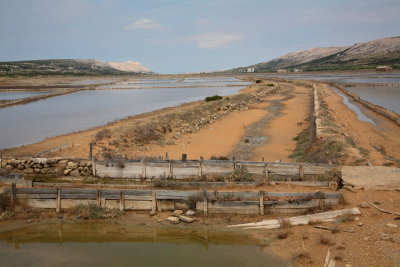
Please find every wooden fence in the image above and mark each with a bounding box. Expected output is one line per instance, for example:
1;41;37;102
94;159;336;181
4;186;342;215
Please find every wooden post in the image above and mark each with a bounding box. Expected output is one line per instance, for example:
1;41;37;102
97;190;101;207
165;152;169;161
169;162;173;178
56;188;61;213
11;183;16;204
299;164;304;181
198;160;203;179
203;189;208;215
151;191;157;214
142;161;147;179
92;159;97;177
119;191;125;212
259;190;264;215
264;163;269;183
89;143;93;160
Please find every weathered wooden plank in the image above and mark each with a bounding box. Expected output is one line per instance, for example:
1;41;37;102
228;208;361;229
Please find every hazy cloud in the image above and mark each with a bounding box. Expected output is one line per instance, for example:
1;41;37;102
125;19;164;30
194;18;210;25
186;32;243;48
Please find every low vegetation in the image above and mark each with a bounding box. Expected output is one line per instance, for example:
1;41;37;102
205;95;223;102
73;203;122;219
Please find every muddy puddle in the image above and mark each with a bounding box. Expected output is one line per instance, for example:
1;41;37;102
0;222;288;267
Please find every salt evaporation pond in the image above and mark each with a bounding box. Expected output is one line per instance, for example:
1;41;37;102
0;79;247;149
0;223;287;267
0;91;52;100
346;86;400;114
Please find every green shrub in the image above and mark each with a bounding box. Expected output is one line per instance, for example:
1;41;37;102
205;95;223;102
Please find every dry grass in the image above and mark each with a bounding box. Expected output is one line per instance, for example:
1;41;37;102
276;230;291;240
319;235;334;246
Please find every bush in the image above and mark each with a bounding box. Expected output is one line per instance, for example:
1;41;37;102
210;155;230;160
133;123;163;144
267;83;274;86
255;80;262;83
205;95;223;102
94;129;112;142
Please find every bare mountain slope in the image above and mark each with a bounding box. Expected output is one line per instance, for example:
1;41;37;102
0;59;152;76
228;36;400;72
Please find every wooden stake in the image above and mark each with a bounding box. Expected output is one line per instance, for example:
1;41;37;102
264;163;269;182
11;183;16;204
97;190;101;207
119;191;125;212
259;190;264;215
299;164;304;180
151;191;157;214
203;189;208;215
56;188;61;213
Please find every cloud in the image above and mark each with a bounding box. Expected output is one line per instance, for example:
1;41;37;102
125;19;164;30
194;18;210;25
185;32;243;48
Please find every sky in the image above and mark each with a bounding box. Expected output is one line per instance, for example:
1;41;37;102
0;0;399;74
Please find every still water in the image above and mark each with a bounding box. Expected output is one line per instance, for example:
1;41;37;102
0;223;287;267
0;91;52;101
331;87;375;125
0;85;244;149
346;86;400;114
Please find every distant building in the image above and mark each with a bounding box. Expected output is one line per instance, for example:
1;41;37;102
246;67;255;73
277;69;288;73
375;66;393;72
294;69;303;72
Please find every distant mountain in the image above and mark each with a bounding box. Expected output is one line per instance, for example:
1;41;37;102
0;59;152;76
227;36;400;72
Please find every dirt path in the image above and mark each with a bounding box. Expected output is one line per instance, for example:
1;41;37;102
321;84;400;165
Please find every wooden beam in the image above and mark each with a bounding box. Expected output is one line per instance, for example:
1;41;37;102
259;191;264;215
97;190;101;207
228;208;361;229
151;191;157;214
203;189;208;215
119;191;125;212
11;183;17;204
56;188;61;213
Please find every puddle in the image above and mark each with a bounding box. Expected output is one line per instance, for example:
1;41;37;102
331;87;375;125
0;222;288;267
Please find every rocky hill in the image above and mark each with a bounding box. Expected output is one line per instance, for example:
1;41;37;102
228;36;400;72
0;59;152;76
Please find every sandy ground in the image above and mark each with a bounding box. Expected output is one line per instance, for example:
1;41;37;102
253;83;310;162
320;84;400;165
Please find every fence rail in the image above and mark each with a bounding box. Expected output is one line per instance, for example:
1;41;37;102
94;159;336;180
4;186;342;215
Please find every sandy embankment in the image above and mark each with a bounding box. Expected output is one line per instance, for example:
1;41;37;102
320;84;400;165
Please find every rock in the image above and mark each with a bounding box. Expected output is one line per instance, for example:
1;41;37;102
359;202;369;208
167;216;180;224
380;234;395;242
387;223;398;228
58;160;68;164
17;164;25;170
358;223;364;226
63;169;72;175
5;165;13;171
78;167;84;171
67;162;78;169
178;215;195;223
70;170;80;177
186;210;196;216
172;210;184;216
34;168;41;173
364;236;370;241
25;168;34;174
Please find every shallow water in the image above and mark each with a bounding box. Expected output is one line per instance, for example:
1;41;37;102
0;91;52;100
331;87;375;125
0;223;287;267
0;85;244;149
346;86;400;114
